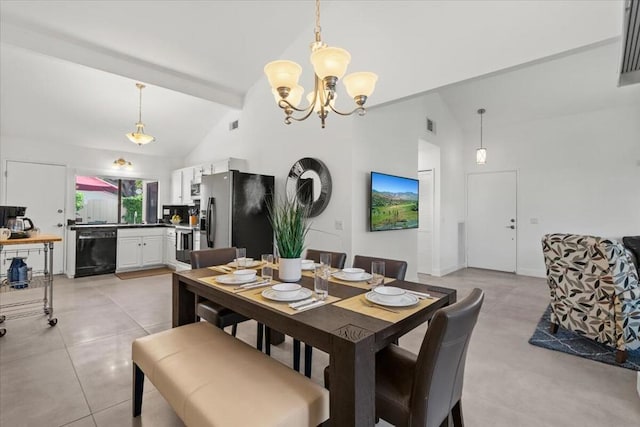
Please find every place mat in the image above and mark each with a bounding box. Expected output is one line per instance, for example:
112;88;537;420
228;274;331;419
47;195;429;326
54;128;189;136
300;267;339;278
327;276;396;290
241;288;341;315
333;293;436;322
208;265;236;274
197;276;276;294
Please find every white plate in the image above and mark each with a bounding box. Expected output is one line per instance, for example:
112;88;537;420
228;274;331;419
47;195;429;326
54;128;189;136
301;262;320;271
227;260;263;268
215;274;256;285
365;291;419;307
332;271;373;282
262;287;313;302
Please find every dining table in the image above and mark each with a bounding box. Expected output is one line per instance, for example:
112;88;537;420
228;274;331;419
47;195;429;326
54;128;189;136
172;265;457;426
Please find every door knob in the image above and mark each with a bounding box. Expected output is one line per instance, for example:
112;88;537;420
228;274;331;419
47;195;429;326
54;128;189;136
505;225;515;229
57;223;64;227
510;218;516;223
57;209;63;213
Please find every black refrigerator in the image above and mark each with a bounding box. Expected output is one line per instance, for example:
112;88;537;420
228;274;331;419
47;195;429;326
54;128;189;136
199;171;274;259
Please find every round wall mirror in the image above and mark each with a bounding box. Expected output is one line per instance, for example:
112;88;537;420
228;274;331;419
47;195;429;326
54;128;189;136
286;158;332;217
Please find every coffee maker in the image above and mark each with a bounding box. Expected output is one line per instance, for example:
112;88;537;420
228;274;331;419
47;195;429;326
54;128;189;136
0;206;34;239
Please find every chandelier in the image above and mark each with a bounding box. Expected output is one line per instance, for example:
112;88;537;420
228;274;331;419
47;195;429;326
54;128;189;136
126;83;155;145
476;108;487;165
113;158;132;169
264;0;378;128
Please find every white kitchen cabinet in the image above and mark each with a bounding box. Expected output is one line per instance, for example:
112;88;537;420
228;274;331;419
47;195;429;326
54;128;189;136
117;236;143;269
117;228;166;271
164;228;177;267
181;167;194;205
142;235;164;265
171;169;183;204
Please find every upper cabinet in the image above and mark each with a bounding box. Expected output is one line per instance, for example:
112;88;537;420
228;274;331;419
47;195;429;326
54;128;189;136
170;158;247;205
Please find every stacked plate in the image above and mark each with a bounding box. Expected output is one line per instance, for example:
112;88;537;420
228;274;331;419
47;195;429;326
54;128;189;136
365;286;418;307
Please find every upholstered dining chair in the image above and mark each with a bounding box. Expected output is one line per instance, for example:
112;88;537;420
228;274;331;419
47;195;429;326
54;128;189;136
191;248;265;348
292;249;348;377
304;249;347;270
324;288;484;427
352;254;408;281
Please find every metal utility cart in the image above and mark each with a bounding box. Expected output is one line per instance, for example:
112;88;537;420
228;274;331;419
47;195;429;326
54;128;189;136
0;234;62;337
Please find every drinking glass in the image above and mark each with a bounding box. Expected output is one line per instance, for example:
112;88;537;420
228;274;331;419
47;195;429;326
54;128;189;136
314;265;329;300
273;245;280;266
261;254;273;282
320;253;332;269
371;261;385;289
236;248;247;270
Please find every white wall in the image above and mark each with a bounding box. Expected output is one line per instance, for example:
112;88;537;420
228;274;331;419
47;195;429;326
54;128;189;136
462;104;640;277
0;136;183;221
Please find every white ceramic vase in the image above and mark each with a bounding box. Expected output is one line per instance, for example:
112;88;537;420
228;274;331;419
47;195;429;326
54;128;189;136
278;257;302;282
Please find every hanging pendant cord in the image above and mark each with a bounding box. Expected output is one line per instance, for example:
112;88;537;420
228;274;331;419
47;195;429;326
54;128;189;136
138;86;143;123
480;112;483;149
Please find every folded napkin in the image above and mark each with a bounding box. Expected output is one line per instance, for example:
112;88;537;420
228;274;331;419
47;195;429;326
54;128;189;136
292;300;325;311
289;297;317;309
234;279;271;290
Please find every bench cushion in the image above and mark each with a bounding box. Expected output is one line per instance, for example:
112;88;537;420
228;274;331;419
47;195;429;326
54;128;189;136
133;322;329;427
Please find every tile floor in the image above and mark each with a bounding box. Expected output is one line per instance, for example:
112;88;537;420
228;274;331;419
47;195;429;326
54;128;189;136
0;269;638;426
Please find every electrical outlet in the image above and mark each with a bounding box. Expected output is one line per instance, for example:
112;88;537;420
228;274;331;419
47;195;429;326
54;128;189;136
334;220;343;231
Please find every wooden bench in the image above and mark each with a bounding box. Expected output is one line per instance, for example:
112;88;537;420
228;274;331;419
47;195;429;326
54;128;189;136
132;322;329;426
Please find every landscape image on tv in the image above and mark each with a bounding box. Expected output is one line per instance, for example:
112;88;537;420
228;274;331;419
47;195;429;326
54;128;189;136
370;172;419;231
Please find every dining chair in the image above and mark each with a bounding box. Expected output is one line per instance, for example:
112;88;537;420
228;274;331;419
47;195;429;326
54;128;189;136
304;249;347;269
192;248;265;349
352;254;408;280
292;249;348;377
324;288;484;427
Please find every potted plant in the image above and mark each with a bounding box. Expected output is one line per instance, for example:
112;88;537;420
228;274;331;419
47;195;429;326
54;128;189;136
268;195;311;282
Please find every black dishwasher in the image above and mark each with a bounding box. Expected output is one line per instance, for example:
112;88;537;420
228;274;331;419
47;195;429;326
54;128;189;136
75;229;117;277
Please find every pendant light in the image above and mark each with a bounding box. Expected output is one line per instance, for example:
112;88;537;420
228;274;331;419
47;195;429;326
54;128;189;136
126;83;155;145
476;108;487;165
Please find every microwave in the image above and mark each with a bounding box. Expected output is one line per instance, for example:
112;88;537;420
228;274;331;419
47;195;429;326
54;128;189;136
190;183;201;198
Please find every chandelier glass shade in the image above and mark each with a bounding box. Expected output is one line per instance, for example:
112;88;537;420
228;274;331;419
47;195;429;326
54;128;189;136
113;158;132;169
476;108;487;165
264;0;378;128
126;83;155;145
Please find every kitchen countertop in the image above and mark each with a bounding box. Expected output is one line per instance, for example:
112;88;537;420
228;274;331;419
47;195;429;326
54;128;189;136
69;223;199;231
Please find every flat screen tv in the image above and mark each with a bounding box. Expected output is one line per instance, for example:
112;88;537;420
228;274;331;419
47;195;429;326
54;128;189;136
370;171;419;232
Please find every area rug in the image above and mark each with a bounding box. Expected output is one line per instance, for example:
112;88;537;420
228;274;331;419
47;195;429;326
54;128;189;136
529;305;640;371
115;267;174;280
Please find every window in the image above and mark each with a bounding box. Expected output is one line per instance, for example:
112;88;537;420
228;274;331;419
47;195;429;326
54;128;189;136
75;176;158;224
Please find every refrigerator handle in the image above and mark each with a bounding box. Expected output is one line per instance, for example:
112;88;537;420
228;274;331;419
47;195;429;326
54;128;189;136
207;197;216;248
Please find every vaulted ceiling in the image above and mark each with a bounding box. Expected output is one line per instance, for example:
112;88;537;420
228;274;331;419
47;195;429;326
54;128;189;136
0;1;628;157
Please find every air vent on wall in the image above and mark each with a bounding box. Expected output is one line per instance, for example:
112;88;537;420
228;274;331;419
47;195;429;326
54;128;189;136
426;117;436;135
229;120;239;131
619;0;640;86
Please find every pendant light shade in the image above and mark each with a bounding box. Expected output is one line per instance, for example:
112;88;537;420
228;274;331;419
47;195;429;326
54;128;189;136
476;108;487;165
476;148;487;165
343;72;378;99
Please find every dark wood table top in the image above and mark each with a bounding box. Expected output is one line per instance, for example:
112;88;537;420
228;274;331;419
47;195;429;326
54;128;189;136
174;268;457;353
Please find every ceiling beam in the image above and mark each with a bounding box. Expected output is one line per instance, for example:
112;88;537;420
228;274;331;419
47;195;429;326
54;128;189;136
0;16;244;109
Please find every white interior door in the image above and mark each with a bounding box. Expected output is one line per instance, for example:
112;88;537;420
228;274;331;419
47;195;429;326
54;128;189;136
5;161;66;274
417;170;434;275
467;171;517;273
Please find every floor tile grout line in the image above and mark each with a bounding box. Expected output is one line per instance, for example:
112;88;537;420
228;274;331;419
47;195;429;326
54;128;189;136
62;340;94;425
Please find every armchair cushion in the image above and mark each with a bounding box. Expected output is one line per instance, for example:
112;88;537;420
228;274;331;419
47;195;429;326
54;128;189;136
542;234;640;353
623;236;640;274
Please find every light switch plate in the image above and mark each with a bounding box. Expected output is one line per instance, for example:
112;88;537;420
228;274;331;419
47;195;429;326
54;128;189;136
334;220;343;231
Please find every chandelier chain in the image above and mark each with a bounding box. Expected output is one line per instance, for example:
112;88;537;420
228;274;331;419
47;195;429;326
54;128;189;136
315;0;321;35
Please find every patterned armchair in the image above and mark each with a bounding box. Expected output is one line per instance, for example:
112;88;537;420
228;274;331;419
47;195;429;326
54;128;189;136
542;233;640;363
